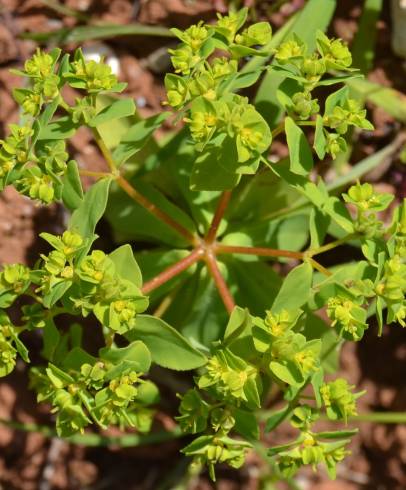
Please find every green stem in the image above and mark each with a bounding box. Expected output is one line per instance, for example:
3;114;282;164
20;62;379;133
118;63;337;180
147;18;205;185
92;127;117;173
24;290;44;305
297;120;316;127
271;122;285;138
350;412;406;424
308;257;333;277
105;330;115;348
79;169;111;178
309;233;359;257
0;418;183;447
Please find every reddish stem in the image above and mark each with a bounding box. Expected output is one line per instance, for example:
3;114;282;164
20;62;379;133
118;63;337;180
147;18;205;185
204;251;235;314
214;244;304;260
206;191;232;243
116;176;197;245
142;248;204;294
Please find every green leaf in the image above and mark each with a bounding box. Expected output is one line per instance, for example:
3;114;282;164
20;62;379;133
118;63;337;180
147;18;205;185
316;429;358;440
43;280;72;308
113;112;170;166
303;314;339;374
63;347;97;371
226;259;282;316
125;315;207;370
314;115;326;159
285;117;314;176
270;361;303;386
324;197;354;233
165;266;228;348
41;319;61;362
62;160;83;211
32;97;60;146
109;244;142;288
265;406;289;432
69;178;112;238
99;340;151;374
272;262;313;313
191;135;242;191
234;408;259;440
376;296;385;336
309;207;330;249
89;98;136;127
226;70;262;91
325;86;349;115
37;116;77;140
224;306;252;344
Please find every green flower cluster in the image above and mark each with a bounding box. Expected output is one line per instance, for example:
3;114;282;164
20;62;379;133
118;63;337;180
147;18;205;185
198;348;260;405
0;229;157;438
186;94;271;166
254;309;321;386
0;311;28;376
313;190;405;337
165;8;272;176
274;32;373;159
269;393;362;480
0;123;70;203
12;49;61;116
64;49;121;94
0;262;31;307
2;47;128;204
272;434;351;480
178;306;360;480
343;181;394;237
320;378;363;422
30;355;157;436
35;231;148;333
167;9;270;85
327;295;368;341
275;31;352;87
182;434;252;481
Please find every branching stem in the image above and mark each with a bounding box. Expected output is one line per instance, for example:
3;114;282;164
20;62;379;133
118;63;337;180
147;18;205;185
204;251;235;314
215;244;304;260
116;176;198;245
142;248;204;294
206;191;232;243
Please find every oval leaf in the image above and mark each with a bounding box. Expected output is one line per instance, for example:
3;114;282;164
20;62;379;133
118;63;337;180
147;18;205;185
125;315;207;370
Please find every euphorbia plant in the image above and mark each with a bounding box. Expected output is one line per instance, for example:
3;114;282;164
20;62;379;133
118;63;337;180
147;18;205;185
0;6;405;484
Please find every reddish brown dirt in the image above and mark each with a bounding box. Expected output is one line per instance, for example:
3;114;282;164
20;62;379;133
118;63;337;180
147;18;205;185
0;1;405;489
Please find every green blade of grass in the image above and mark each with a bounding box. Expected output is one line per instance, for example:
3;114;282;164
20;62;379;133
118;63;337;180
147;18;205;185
40;0;89;21
20;23;175;44
348;78;406;123
351;0;383;74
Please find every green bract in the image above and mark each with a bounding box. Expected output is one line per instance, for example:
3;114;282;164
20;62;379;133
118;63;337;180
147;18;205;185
0;6;403;485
